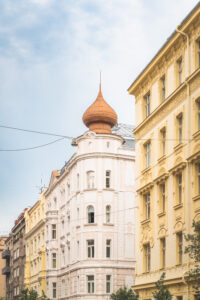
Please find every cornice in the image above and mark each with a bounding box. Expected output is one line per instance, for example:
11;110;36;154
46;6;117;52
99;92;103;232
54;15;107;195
169;162;186;174
136;181;154;194
154;172;169;184
25;219;45;240
187;149;200;163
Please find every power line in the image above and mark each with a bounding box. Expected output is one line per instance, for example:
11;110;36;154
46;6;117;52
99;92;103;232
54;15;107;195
0;125;73;139
0;137;65;152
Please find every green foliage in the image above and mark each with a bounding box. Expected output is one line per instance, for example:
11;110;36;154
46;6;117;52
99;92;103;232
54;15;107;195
110;286;139;300
184;220;200;295
19;289;49;300
152;273;172;300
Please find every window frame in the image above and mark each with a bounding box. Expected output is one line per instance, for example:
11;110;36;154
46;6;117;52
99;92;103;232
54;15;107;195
52;253;56;269
160;237;166;269
144;92;151;118
106;239;111;258
144;243;151;272
87;275;95;294
105;170;111;188
177;114;183;144
106;205;111;224
87;239;95;258
106;275;111;293
87;205;95;224
177;57;183;85
52;224;56;240
144;141;151;168
144;192;151;220
177;232;183;264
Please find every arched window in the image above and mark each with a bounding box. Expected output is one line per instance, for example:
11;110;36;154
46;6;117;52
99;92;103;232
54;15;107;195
105;170;111;188
106;205;111;223
88;205;95;223
87;171;95;189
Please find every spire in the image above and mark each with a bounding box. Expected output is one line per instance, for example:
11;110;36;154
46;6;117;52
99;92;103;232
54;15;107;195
82;78;118;134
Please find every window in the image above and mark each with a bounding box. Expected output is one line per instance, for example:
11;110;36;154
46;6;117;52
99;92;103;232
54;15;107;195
177;114;183;143
54;198;57;209
144;142;151;168
88;205;95;223
106;239;111;258
106;205;111;223
177;297;183;300
161;75;166;101
61;280;65;297
106;170;111;188
160;238;166;269
68;245;70;263
144;92;151;117
61;248;65;267
62;221;64;233
87;275;94;293
87;240;94;258
87;171;95;189
197;100;200;131
144;244;151;272
197;163;200;195
160;128;166;156
52;253;56;268
144;193;151;220
52;224;56;239
106;275;111;293
52;282;56;298
177;57;182;85
197;39;200;68
177;232;183;264
160;183;166;213
77;241;80;259
177;173;182;204
77;173;80;190
107;142;110;148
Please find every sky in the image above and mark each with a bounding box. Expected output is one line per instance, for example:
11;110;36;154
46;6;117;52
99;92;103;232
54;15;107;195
0;0;199;233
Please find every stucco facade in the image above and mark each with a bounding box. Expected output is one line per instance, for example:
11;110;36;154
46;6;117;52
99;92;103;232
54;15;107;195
45;87;136;300
128;2;200;299
0;236;8;298
24;189;46;295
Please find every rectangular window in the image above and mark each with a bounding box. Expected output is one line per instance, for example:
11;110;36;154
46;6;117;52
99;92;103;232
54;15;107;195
197;39;200;68
160;183;165;213
197;100;200;131
177;173;182;204
106;239;111;258
87;240;94;258
106;171;111;188
52;253;56;268
87;275;94;294
106;275;111;293
77;241;79;259
144;193;151;220
161;75;166;101
160;238;166;268
177;232;183;264
198;163;200;195
160;128;166;156
52;282;56;299
177;57;182;85
144;142;151;168
177;114;183;144
144;92;151;117
62;249;65;267
52;224;56;239
144;244;151;272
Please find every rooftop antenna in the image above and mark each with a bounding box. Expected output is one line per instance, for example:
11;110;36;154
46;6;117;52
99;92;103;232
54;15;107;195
35;177;45;193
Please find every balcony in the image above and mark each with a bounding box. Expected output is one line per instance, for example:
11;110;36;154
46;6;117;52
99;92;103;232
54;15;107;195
2;266;10;275
2;249;10;259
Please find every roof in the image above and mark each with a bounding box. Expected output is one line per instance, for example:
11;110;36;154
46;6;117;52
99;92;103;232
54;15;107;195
112;123;135;149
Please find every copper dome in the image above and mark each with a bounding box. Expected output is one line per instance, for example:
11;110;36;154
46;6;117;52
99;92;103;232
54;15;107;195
82;85;118;134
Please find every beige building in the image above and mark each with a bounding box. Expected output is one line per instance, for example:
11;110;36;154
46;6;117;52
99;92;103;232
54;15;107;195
24;189;47;295
0;236;8;298
128;2;200;299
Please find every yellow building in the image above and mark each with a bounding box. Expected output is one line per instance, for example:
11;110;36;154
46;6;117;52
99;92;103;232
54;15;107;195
24;189;47;295
128;2;200;299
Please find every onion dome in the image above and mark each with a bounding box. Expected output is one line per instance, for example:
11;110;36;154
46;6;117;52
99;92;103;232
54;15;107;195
82;84;118;134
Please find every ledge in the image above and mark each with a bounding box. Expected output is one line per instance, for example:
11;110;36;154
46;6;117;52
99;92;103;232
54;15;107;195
84;223;97;227
174;143;184;152
192;130;200;139
158;155;166;164
193;194;200;201
141;166;151;175
103;223;114;226
141;219;150;225
157;212;166;218
173;203;183;210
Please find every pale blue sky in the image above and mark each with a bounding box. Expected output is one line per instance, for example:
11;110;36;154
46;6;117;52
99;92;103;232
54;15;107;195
0;0;199;233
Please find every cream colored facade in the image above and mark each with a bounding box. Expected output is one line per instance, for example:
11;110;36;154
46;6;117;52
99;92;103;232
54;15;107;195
24;189;47;295
128;2;200;299
0;237;7;298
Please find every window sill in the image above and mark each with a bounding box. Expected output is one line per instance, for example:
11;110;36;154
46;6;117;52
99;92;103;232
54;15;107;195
141;166;151;174
174;143;184;152
157;212;166;218
103;223;114;226
193;194;200;201
158;155;166;164
84;223;97;227
103;188;114;191
173;203;183;210
141;219;150;225
84;188;97;192
192;130;200;139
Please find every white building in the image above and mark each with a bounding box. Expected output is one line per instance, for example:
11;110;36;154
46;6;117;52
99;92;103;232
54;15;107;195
45;85;136;300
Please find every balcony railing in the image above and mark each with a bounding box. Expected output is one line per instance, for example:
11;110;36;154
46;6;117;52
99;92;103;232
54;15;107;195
2;266;10;275
2;249;10;259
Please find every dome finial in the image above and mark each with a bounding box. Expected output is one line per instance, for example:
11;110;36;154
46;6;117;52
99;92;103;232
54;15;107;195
99;70;102;93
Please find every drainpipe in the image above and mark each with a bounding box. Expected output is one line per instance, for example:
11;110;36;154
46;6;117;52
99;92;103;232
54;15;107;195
176;25;191;300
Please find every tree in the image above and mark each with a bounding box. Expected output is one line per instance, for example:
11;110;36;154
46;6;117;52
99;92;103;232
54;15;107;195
152;272;172;300
110;286;139;300
20;289;49;300
184;220;200;297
